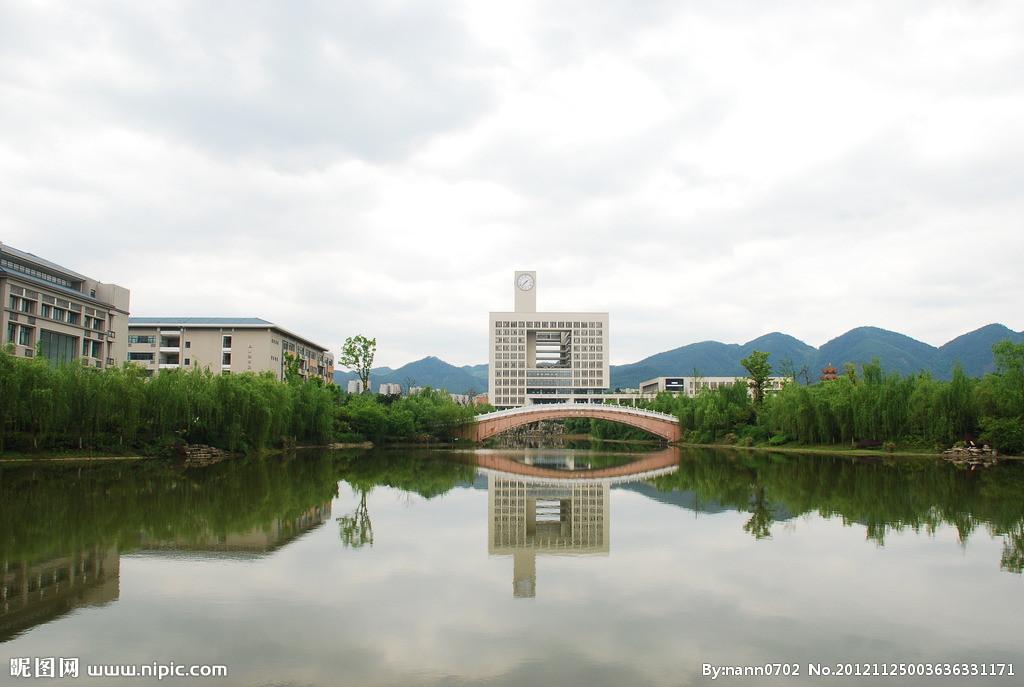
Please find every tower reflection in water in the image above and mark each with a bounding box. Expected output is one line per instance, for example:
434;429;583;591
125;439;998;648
482;448;679;598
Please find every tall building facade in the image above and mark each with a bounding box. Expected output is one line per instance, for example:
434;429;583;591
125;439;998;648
126;317;334;383
489;271;609;409
0;242;130;368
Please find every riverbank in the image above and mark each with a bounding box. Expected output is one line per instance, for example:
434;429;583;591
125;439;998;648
6;439;1021;464
672;441;1024;461
0;452;151;464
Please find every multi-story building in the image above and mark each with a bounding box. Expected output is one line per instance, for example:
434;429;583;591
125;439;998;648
639;375;788;399
378;383;401;395
126;317;334;383
1;242;130;368
489;271;609;409
347;379;365;394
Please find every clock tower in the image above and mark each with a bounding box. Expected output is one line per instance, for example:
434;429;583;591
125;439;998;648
489;269;608;409
514;270;536;313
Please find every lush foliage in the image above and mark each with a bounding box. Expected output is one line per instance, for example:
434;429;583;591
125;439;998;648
335;387;477;443
974;341;1024;454
0;348;478;454
646;343;1024;454
572;342;1024;455
740;349;772;406
338;334;376;392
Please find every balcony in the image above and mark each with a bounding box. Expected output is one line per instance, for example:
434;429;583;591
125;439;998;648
158;352;180;366
159;363;180;370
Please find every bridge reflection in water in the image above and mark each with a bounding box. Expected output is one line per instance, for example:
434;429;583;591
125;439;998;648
480;448;680;598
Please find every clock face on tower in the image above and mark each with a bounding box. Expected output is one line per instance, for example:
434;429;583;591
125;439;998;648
516;274;535;291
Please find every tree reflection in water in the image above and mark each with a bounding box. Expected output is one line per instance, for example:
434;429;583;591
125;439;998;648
337;489;373;549
650;448;1024;573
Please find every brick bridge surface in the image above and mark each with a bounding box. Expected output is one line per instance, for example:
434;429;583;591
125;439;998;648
457;404;682;443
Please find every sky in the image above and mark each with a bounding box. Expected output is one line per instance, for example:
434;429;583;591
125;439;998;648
1;1;1022;368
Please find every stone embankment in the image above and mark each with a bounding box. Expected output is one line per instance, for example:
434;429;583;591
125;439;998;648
943;443;998;469
179;444;232;467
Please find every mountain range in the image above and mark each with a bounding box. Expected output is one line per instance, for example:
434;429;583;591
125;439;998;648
333;323;1024;394
333;356;489;396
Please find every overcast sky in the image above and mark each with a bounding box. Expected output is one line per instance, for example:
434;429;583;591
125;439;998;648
2;1;1022;367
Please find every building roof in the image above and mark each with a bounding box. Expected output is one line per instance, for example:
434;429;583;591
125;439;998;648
0;242;89;281
128;317;331;354
0;264;112;305
0;246;120;309
129;317;273;326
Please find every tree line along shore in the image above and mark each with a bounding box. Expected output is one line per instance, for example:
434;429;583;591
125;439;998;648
1;340;1022;459
0;346;480;456
569;341;1024;457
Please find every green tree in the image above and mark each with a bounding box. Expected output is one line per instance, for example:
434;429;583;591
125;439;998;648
977;340;1024;454
283;352;303;384
740;350;772;407
339;335;376;394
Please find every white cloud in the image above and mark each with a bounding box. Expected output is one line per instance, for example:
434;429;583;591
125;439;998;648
2;0;1022;366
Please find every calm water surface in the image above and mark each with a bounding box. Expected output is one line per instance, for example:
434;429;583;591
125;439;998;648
1;447;1022;686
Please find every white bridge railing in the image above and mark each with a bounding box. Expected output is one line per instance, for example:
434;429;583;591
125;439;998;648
473;402;678;424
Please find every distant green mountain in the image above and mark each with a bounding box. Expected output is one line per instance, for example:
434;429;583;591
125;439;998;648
932;324;1024;377
333;324;1022;393
460;363;489;387
814;327;937;378
333;356;485;395
610;324;1022;386
609;332;817;389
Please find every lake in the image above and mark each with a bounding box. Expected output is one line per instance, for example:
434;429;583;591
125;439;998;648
1;446;1022;686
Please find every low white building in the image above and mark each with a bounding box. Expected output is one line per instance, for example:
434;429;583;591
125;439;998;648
640;376;788;399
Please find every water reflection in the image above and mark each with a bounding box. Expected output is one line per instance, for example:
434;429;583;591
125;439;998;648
136;503;332;557
489;476;610;598
646;449;1024;572
480;449;678;597
0;456;343;641
1;447;1022;687
1;547;119;643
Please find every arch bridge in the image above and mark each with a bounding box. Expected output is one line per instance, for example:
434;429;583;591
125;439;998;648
456;403;682;443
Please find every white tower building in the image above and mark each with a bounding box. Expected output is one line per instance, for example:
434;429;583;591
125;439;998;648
488;271;609;408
